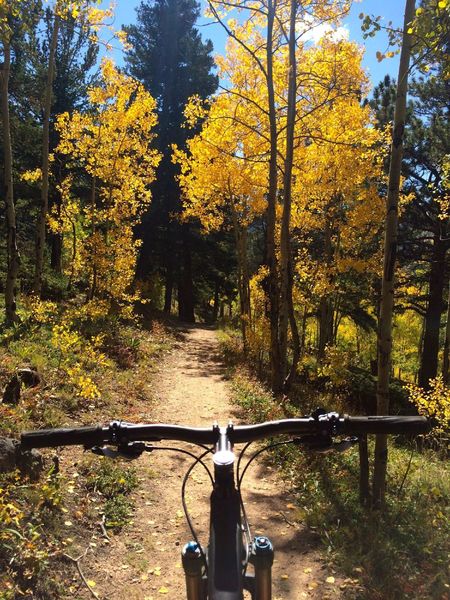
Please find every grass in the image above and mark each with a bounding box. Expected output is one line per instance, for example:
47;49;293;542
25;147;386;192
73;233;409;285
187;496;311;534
82;456;139;529
222;343;450;600
0;304;175;598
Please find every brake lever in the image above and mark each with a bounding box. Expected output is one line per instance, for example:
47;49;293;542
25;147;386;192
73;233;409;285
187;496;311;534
88;442;153;459
332;436;359;453
293;435;359;454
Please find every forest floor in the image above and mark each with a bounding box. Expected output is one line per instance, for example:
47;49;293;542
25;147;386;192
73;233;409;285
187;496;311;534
63;324;350;600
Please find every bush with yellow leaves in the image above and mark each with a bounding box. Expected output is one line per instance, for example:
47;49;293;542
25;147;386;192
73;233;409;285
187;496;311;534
407;375;450;449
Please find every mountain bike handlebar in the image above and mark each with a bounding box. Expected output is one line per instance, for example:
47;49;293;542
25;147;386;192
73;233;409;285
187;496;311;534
21;414;430;449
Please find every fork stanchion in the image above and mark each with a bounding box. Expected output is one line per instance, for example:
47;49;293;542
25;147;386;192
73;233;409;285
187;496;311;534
252;535;274;600
182;541;204;600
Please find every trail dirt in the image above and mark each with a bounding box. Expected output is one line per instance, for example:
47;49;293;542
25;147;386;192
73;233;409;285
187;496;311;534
71;325;349;599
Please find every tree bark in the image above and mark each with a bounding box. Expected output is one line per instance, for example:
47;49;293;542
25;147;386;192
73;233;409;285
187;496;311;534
279;0;297;389
34;8;60;296
212;278;220;322
373;0;415;509
178;223;195;323
284;257;301;391
359;435;371;506
318;220;334;358
88;176;97;301
265;0;282;393
443;279;450;384
230;201;251;350
418;235;446;388
163;219;175;313
1;40;20;325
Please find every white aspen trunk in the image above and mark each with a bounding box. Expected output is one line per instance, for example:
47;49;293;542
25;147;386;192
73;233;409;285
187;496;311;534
373;0;415;508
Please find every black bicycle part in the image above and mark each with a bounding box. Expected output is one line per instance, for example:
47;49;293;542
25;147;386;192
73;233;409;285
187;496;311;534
21;414;430;450
208;427;243;600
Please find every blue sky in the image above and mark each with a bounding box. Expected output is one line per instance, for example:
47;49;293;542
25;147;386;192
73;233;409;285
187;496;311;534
101;0;405;91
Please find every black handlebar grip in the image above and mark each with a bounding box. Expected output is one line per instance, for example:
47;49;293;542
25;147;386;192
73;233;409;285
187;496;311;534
344;415;430;435
21;425;106;449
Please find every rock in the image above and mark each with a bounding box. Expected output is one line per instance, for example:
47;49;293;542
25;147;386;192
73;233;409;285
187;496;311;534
0;437;18;472
17;368;41;388
16;444;44;482
2;368;41;405
2;374;21;405
0;437;44;481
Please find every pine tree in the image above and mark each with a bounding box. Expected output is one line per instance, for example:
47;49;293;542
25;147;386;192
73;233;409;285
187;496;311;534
124;0;217;321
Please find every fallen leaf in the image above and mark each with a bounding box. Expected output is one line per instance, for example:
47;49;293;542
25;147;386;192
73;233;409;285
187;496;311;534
158;587;169;594
326;576;335;584
304;568;312;574
281;574;289;580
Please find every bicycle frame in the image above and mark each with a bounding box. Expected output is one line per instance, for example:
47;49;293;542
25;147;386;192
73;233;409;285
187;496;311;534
20;413;428;599
182;426;274;600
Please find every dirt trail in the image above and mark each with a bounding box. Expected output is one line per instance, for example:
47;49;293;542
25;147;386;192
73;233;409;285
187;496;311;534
75;325;346;599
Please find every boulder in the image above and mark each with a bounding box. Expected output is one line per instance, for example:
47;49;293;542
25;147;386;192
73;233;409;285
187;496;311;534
17;368;41;388
0;437;44;481
2;374;21;405
2;368;41;405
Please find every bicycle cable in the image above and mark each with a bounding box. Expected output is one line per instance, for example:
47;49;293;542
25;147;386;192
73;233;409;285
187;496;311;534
147;445;214;486
236;442;254;570
238;438;295;488
181;446;214;574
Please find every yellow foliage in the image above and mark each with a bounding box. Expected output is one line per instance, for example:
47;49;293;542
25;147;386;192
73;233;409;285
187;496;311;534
407;376;450;438
50;302;111;400
55;58;160;308
247;267;270;360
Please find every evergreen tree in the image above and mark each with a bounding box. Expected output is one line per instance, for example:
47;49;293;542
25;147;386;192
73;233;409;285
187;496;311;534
124;0;218;321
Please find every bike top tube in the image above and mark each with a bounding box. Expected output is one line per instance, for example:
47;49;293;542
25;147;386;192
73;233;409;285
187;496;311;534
21;414;430;449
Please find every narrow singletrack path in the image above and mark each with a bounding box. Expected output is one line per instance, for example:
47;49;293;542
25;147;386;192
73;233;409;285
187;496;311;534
75;325;347;599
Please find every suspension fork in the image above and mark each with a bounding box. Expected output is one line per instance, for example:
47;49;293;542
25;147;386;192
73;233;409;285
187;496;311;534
181;425;274;599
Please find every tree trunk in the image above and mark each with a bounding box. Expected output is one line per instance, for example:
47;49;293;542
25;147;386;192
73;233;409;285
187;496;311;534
163;222;175;314
279;0;297;390
443;279;450;384
178;223;195;323
1;40;20;325
318;220;334;359
265;0;281;393
373;0;415;509
359;435;371;507
318;297;334;358
212;278;220;322
50;231;63;274
34;9;60;296
230;202;251;350
284;257;301;391
88;176;97;301
418;236;446;388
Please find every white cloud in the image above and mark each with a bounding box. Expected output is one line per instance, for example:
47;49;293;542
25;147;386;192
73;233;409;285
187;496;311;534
297;14;350;44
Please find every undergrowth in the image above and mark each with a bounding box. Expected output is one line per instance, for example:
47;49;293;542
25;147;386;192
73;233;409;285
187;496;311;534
221;335;450;600
82;456;139;529
0;300;174;598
